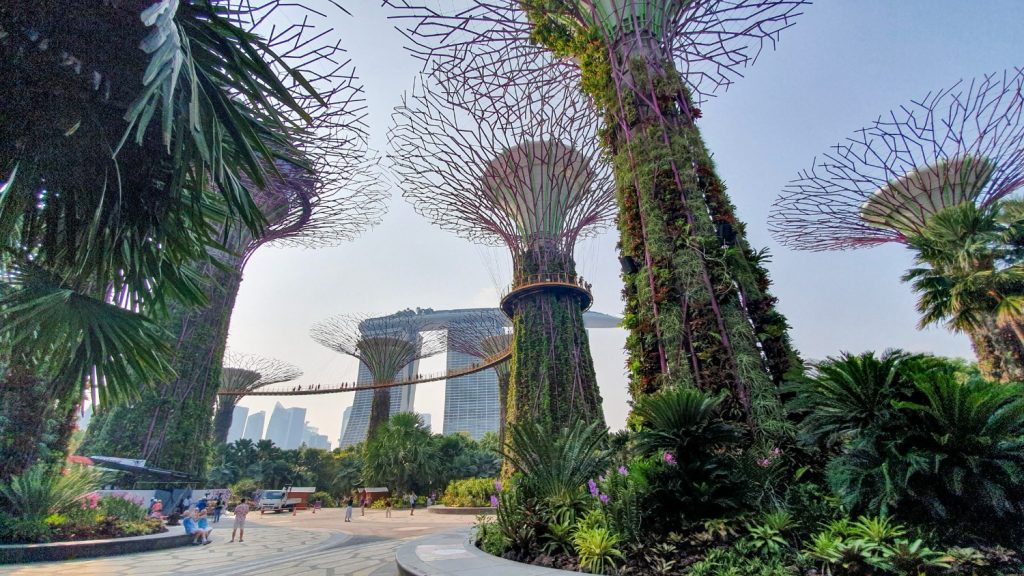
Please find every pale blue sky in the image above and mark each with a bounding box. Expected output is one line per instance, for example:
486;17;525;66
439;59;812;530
226;1;1024;446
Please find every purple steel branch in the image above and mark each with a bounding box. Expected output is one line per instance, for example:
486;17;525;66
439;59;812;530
386;0;805;103
310;313;447;383
771;68;1024;251
387;71;615;269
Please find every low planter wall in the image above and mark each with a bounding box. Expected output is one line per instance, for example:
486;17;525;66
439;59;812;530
396;528;575;576
427;505;496;515
0;529;193;564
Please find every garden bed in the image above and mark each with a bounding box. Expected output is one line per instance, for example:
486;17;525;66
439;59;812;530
0;529;190;564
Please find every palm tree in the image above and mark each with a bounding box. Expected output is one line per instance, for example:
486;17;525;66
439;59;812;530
904;200;1024;382
363;413;437;494
0;0;327;479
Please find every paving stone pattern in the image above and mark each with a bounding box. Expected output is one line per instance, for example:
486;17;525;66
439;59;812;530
0;509;475;576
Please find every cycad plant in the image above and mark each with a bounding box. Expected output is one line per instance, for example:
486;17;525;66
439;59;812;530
363;412;438;495
810;355;1024;541
632;386;745;528
502;419;609;515
784;350;925;450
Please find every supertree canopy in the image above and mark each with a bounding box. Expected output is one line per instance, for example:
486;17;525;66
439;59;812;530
771;68;1024;382
213;352;302;444
387;0;804;434
311;313;446;438
80;1;387;478
389;71;612;429
446;309;514;444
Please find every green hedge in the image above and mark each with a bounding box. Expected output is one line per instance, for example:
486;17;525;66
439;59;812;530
441;477;497;508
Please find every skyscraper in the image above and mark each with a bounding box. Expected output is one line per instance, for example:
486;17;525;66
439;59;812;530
335;308;619;447
443;350;498;439
338;341;421;447
226;405;249;443
266;403;307;449
242;410;266;441
338;406;352;448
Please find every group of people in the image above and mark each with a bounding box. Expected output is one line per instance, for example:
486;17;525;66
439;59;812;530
175;492;250;545
339;492;433;522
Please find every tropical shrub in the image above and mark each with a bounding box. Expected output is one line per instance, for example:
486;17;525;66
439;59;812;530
632;386;745;529
311;491;336;508
476;514;510;556
441;477;498;507
363;413;438;494
502;419;609;516
97;493;147;522
0;463;103;519
572;526;623;575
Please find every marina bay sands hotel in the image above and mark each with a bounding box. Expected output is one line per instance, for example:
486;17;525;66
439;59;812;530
337;307;619;447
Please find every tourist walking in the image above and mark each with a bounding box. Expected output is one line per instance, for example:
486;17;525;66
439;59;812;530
409;493;416;516
230;498;250;543
313;498;322;514
344;497;353;522
213;495;224;523
385;497;392;518
360;493;367;517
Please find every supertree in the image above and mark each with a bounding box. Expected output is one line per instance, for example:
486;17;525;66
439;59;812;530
388;69;614;430
446;309;514;444
386;0;805;433
311;313;447;438
212;352;302;443
771;68;1024;382
80;1;387;477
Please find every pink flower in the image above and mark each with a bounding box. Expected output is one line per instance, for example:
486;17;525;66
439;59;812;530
771;447;781;456
757;458;773;468
618;466;628;476
663;452;676;466
494;480;503;492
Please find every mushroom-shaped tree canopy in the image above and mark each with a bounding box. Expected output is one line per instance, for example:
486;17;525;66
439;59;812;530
388;73;614;271
311;312;446;437
213;351;302;443
771;68;1024;251
386;0;806;102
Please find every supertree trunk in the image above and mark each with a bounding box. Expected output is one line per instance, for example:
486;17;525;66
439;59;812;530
368;388;393;439
212;397;239;445
82;256;242;477
602;51;792;432
506;247;604;429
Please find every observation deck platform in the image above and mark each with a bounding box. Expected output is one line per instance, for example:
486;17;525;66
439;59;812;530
220;348;511;397
499;273;593;318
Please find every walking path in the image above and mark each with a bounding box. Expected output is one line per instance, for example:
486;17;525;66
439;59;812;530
0;508;475;576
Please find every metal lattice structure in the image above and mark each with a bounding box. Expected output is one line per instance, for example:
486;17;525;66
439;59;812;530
770;68;1024;251
229;1;388;264
213;351;302;443
387;0;805;430
310;313;447;436
388;71;615;275
386;0;805;104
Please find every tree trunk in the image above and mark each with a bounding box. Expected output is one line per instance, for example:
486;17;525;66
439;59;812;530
0;364;82;481
81;255;243;478
212;398;237;445
367;387;392;439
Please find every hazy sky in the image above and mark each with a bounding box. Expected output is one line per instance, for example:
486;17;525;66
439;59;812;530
226;1;1024;447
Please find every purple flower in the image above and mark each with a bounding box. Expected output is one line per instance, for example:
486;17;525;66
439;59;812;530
599;493;610;504
494;480;503;492
618;465;628;476
588;479;599;497
489;495;499;508
771;447;781;456
663;452;676;466
757;458;773;468
598;475;606;482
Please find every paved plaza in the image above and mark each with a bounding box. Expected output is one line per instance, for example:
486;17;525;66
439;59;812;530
0;508;476;576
